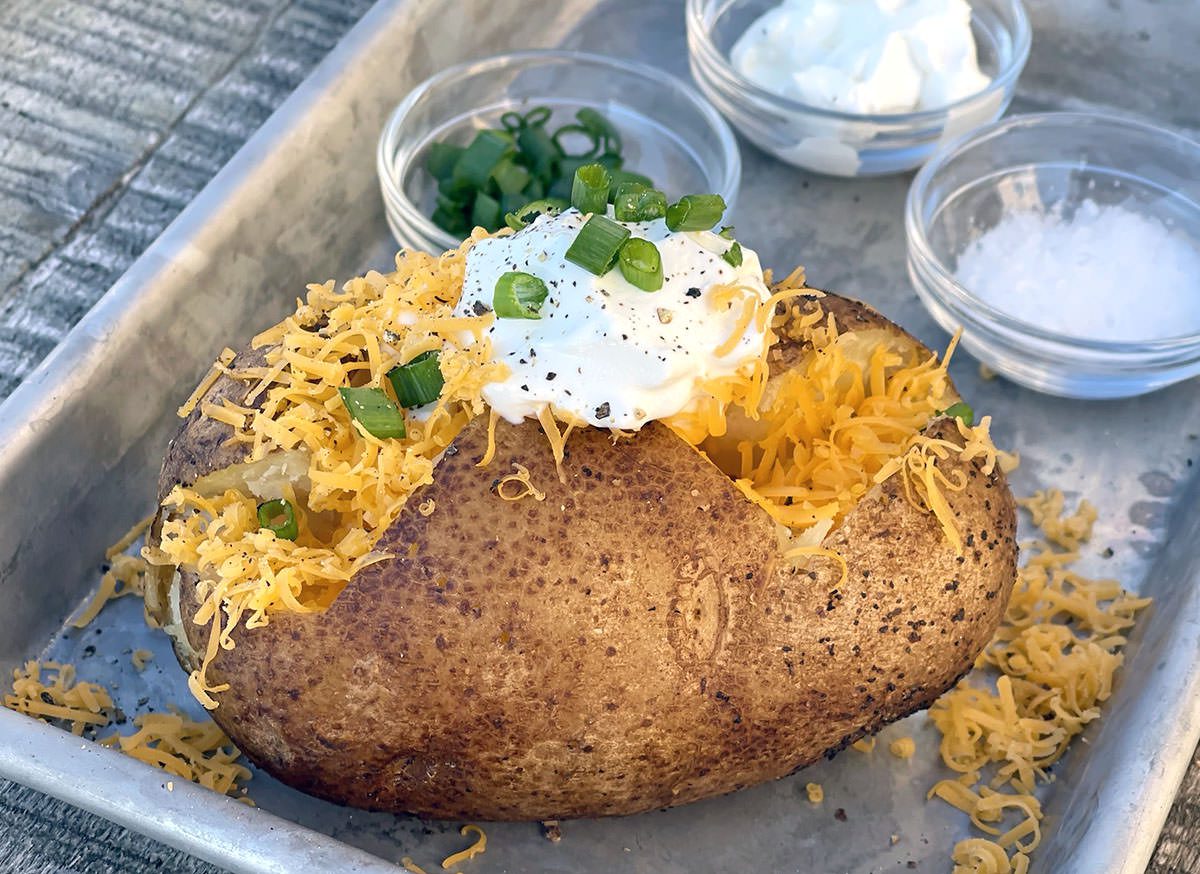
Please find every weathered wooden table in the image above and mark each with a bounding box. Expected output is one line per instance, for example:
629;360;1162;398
0;0;1197;871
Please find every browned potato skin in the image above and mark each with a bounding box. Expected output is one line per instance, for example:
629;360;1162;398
152;293;1017;820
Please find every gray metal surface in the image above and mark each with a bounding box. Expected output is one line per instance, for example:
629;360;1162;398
0;0;1198;872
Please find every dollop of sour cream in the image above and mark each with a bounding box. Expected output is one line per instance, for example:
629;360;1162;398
457;210;771;430
731;0;991;114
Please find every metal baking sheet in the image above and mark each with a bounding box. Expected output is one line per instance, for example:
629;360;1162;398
2;0;1199;872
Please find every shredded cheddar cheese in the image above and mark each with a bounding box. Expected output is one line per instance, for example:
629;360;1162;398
177;348;237;418
698;302;963;536
4;661;113;735
5;660;252;800
101;710;252;801
1017;489;1097;551
131;649;154;671
928;492;1150;872
441;824;487;869
889;737;916;759
71;515;155;628
495;463;547;502
806;782;825;803
852;737;877;753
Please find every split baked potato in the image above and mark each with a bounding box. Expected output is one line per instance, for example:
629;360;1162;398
146;289;1016;821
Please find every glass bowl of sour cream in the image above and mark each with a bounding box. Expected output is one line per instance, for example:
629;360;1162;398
906;111;1200;399
685;0;1030;177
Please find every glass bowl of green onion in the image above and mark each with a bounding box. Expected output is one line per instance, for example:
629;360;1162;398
377;50;741;254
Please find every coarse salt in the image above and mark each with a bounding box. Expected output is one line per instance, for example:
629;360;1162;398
954;199;1200;342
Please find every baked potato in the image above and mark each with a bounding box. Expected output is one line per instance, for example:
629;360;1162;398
145;264;1017;820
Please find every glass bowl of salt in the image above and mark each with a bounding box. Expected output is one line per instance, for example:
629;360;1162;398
905;111;1200;398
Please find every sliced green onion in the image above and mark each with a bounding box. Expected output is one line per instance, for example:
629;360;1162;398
339;387;407;439
576;108;622;153
554;124;601;160
494;271;549;319
451;130;513;189
571;163;611;215
504;197;569;231
490;158;531;195
426;142;464;180
665;194;727;232
722;241;743;268
614;185;668;222
719;225;736;240
523;106;552;128
608;170;653;198
516;123;560;179
470;190;501;231
941;401;975;425
387;351;444;408
565;215;630;275
618;238;663;292
257;499;299;541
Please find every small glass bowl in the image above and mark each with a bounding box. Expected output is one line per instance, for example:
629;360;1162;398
685;0;1031;177
377;50;741;254
906;111;1200;399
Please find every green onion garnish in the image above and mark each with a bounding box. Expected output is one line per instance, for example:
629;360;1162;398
722;241;743;268
339;386;407;439
504;197;569;231
719;225;736;240
387;351;444;408
565;215;630;275
470;190;501;230
941;401;975;425
426;108;658;238
451;130;514;190
665;194;727;232
493;271;549;319
426;142;464;181
618;238;663;292
614;185;668;222
608;170;654;200
571;163;611;215
490;158;531;195
257;499;299;541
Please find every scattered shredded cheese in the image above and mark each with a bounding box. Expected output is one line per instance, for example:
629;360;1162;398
401;859;432;874
131;650;154;671
495;463;547;502
852;737;877;753
441;824;487;869
71;515;155;628
806;782;825;803
418;498;437;517
928;492;1150;872
889;737;916;759
4;661;253;801
101;710;252;801
3;661;113;735
1017;489;1097;551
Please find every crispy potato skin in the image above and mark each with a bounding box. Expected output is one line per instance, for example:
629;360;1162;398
155;293;1017;820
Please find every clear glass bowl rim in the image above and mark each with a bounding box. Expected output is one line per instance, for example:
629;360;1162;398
906;110;1200;353
685;0;1032;125
377;48;743;252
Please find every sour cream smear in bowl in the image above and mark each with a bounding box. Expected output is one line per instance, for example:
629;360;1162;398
685;0;1030;176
